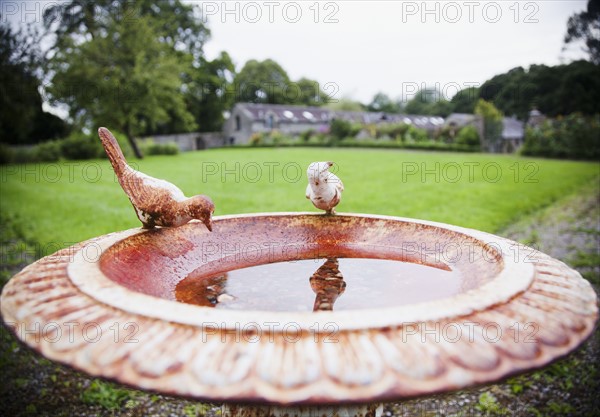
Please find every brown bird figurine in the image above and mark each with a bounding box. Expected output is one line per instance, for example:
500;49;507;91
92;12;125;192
98;127;214;231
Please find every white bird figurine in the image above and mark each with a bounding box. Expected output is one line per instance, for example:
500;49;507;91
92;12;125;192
305;161;344;214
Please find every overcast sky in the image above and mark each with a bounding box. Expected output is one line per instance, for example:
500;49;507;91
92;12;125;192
200;0;589;102
3;0;590;104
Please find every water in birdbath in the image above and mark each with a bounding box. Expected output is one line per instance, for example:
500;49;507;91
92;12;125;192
175;257;462;312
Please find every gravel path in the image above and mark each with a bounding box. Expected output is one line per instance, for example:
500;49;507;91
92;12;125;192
1;182;598;417
388;182;600;417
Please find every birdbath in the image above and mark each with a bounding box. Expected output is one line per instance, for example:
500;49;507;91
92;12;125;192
0;128;597;417
1;212;597;416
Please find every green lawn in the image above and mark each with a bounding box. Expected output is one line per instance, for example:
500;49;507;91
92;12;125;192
1;148;598;254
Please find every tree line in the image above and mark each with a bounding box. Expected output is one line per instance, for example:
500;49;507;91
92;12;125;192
1;0;598;158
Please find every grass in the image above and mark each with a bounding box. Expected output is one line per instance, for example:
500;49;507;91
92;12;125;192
80;379;132;410
476;391;508;415
0;147;598;417
0;147;598;253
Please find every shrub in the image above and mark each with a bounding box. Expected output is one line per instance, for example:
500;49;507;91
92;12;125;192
247;130;295;146
0;144;14;164
0;141;64;164
0;129;165;163
521;122;554;157
364;124;377;139
404;125;429;143
142;141;179;156
329;119;361;140
60;133;103;160
314;132;328;144
11;147;36;164
237;138;479;152
350;123;362;138
335;139;479;152
268;130;285;145
34;140;63;162
521;114;600;160
434;125;454;143
455;125;481;147
558;113;600;159
378;123;411;141
249;132;264;146
300;129;315;142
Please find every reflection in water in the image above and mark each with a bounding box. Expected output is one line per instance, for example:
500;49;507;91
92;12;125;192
175;258;461;312
175;273;233;307
310;258;346;311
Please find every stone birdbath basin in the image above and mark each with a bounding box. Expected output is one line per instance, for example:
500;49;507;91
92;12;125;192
1;128;597;417
1;212;597;416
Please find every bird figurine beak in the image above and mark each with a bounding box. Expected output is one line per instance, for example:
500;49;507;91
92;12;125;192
204;218;213;232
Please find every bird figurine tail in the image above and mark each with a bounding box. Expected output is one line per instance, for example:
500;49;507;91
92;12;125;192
98;127;128;176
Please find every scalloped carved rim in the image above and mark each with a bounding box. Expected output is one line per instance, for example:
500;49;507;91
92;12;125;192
0;213;597;405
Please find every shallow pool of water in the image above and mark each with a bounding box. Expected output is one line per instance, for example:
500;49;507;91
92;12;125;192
175;258;461;312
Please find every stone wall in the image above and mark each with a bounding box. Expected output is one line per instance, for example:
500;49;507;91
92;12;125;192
140;132;225;152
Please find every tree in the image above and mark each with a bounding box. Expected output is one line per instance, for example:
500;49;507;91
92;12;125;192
479;61;600;119
455;125;480;147
475;99;503;153
551;61;600;116
367;92;401;113
521;113;600;160
233;59;292;104
326;98;365;111
186;52;236;132
329;119;361;140
0;21;40;144
404;88;452;116
564;0;600;65
404;89;436;114
0;19;68;144
295;77;330;106
48;15;196;158
232;59;330;106
450;87;480;113
43;0;210;61
428;100;453;117
43;0;212;149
